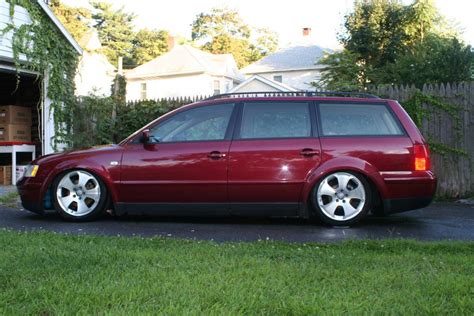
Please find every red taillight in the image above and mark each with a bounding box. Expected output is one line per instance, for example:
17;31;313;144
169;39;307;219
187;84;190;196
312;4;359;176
414;144;430;171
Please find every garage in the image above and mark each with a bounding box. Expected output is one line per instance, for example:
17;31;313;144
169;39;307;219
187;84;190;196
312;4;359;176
0;0;83;184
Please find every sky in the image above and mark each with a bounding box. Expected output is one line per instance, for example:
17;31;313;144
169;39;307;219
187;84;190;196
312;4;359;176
63;0;474;49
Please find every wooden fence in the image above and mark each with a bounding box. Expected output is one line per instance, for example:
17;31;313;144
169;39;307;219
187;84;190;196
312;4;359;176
373;82;474;197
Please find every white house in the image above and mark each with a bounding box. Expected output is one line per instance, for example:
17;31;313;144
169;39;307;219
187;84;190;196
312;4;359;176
241;28;331;91
125;45;244;101
75;30;116;97
230;75;297;93
0;0;82;155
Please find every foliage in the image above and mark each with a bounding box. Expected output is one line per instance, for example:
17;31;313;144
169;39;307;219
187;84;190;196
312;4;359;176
320;0;474;90
2;0;79;150
191;7;278;67
70;96;190;148
49;0;91;42
1;230;474;314
129;29;169;67
90;1;135;68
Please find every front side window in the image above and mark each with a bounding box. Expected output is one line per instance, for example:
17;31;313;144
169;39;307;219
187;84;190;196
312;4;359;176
240;102;311;139
319;103;404;136
149;104;235;143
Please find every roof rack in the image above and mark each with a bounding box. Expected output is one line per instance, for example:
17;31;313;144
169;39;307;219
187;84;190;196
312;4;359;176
205;91;380;100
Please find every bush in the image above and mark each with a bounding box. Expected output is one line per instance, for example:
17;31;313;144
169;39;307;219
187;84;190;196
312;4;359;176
70;96;196;149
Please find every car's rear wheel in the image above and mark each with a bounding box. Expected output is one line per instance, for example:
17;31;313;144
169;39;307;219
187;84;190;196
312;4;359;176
311;171;372;226
52;170;107;222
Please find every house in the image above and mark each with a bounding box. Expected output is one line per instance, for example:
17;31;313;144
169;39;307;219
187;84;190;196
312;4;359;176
241;28;331;91
229;75;297;93
0;0;82;155
75;30;116;97
125;44;244;101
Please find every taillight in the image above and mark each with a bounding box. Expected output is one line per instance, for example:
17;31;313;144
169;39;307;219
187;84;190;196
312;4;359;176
413;144;431;171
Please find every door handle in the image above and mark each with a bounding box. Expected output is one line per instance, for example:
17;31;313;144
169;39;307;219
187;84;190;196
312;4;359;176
300;148;320;157
208;151;226;159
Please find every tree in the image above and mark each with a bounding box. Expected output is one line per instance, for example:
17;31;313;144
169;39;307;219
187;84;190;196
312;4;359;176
320;0;474;89
129;29;169;66
191;7;278;67
90;1;136;67
49;0;91;42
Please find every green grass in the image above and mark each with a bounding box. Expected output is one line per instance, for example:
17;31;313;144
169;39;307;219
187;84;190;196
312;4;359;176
0;230;473;315
0;191;19;208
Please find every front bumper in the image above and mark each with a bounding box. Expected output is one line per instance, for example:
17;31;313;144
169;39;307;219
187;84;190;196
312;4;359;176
17;178;44;214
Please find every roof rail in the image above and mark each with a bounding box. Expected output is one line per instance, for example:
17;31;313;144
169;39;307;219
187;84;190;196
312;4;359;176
205;91;380;100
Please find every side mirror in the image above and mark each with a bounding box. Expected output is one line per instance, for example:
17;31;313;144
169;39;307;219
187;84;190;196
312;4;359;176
140;129;151;143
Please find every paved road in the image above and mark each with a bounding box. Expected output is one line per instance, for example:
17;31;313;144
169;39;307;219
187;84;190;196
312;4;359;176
0;202;473;242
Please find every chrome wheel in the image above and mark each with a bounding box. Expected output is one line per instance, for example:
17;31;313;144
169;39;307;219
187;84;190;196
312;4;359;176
56;170;101;217
316;172;366;221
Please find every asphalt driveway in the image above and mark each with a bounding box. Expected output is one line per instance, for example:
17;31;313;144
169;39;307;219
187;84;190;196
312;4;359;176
0;202;473;242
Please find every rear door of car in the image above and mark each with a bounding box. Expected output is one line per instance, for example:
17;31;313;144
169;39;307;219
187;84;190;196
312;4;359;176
227;100;322;216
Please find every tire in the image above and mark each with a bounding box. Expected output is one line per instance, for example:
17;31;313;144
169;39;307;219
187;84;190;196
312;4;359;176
52;169;108;222
310;171;372;226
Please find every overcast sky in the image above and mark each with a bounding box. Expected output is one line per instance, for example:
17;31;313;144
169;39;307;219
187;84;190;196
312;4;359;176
63;0;474;49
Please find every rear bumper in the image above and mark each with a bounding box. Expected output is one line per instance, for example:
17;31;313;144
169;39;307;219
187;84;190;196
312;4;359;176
17;178;44;214
380;170;437;214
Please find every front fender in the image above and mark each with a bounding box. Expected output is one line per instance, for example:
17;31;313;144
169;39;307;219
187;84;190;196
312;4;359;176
41;158;120;208
301;156;387;206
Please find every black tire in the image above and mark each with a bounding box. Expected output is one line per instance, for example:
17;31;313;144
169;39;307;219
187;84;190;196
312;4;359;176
310;171;372;226
52;169;108;222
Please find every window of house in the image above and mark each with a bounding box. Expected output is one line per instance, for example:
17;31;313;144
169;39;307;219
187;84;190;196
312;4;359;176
213;80;220;95
319;103;404;136
140;83;147;100
149;103;235;143
240;102;311;139
273;75;283;83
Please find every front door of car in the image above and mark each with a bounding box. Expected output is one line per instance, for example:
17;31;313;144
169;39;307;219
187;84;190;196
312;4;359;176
228;101;322;216
120;103;236;213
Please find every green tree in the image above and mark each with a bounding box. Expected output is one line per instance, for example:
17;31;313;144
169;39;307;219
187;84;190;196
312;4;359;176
49;0;91;42
320;0;473;89
90;1;136;67
191;7;278;67
129;29;169;66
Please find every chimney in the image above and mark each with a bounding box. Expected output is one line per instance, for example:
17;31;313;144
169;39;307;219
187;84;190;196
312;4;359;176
303;27;311;37
167;35;176;50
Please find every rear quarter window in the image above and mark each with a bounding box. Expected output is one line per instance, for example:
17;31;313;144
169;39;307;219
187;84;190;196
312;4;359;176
319;103;404;136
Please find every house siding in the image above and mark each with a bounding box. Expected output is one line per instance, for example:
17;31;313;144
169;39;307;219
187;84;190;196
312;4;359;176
0;0;31;61
251;69;322;91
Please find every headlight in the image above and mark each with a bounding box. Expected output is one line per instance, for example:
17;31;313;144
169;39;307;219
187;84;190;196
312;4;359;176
24;165;39;178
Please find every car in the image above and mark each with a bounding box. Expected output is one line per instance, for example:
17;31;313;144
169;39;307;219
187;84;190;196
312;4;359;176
17;91;437;226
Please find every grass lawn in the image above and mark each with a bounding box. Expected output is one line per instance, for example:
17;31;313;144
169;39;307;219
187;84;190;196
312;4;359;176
0;230;472;315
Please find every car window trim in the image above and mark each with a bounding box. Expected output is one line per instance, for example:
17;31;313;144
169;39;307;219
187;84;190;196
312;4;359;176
233;100;316;141
315;100;408;138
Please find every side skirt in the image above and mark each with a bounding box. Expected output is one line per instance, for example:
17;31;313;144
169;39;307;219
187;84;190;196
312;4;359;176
114;202;301;217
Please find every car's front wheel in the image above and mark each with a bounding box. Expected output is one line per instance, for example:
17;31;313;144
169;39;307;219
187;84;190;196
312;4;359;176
311;171;372;226
52;170;108;222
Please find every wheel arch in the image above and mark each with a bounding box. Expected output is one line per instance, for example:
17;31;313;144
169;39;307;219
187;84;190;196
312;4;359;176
301;156;388;209
41;161;119;211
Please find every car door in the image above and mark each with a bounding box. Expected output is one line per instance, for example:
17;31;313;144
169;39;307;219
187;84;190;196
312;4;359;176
228;101;322;216
119;103;236;214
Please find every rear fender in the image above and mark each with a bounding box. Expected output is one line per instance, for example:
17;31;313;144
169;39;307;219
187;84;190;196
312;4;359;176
301;156;387;207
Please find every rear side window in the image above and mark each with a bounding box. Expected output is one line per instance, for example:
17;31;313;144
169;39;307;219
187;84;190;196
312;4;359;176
240;102;311;139
319;103;403;136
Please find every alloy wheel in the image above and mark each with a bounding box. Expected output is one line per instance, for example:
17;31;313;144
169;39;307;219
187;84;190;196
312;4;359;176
316;172;366;221
56;170;101;217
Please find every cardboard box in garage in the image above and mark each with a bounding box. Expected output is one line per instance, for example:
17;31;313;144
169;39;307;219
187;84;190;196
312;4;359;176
0;166;12;185
0;105;32;125
0;124;31;142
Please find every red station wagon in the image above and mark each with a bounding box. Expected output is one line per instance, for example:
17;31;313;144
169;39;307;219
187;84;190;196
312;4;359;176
17;92;437;226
